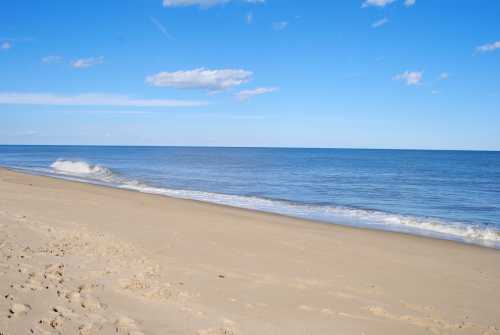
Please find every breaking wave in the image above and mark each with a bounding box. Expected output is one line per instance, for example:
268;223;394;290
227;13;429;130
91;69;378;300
50;160;116;182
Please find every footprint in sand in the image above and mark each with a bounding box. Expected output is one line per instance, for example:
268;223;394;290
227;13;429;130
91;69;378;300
30;327;54;335
78;322;94;334
80;296;103;312
52;305;78;320
3;294;15;302
65;291;81;303
114;316;145;334
8;302;31;317
38;315;65;331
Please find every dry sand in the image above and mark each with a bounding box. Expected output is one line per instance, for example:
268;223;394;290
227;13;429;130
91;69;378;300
0;167;499;335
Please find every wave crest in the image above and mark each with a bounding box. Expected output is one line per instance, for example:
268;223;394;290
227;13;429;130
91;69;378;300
51;160;114;180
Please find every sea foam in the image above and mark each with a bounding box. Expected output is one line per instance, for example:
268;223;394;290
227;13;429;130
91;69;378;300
50;160;115;181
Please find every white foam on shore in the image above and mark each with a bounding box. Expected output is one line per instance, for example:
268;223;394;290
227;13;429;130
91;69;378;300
47;159;500;248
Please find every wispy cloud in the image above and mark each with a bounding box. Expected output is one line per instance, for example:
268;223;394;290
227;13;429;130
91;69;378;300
0;37;34;51
163;0;229;7
2;130;41;137
71;56;104;69
362;0;395;8
150;16;174;40
439;72;449;80
394;71;423;86
1;41;11;50
163;0;264;8
404;0;416;6
372;18;388;28
273;21;288;30
41;55;63;64
235;87;278;101
246;11;253;24
476;41;500;53
146;68;253;92
0;92;207;107
59;110;152;115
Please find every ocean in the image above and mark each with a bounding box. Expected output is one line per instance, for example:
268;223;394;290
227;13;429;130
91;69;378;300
1;145;499;248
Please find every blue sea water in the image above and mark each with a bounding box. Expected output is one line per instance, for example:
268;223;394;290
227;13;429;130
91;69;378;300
1;145;499;248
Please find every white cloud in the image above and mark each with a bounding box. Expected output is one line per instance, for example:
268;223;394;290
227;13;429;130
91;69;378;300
150;17;174;40
71;56;104;69
476;41;500;53
41;55;63;64
404;0;416;6
372;18;388;28
0;92;207;107
273;21;288;30
18;130;40;136
146;68;252;92
362;0;395;8
394;71;423;86
1;41;11;50
163;0;264;7
2;130;40;137
439;72;449;80
235;87;278;101
58;110;152;115
163;0;228;7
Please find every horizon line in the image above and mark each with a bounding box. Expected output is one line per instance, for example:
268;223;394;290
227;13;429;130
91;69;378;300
1;143;499;153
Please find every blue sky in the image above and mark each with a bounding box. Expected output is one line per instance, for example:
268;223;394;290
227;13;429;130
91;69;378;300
1;0;499;150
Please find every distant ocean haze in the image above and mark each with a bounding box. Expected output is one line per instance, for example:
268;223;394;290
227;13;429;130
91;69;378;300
1;145;499;248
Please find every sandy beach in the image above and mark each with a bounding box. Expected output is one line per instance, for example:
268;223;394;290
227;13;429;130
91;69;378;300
0;167;499;335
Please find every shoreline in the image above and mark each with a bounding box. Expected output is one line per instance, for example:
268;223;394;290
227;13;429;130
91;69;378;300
1;167;499;334
3;165;498;250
